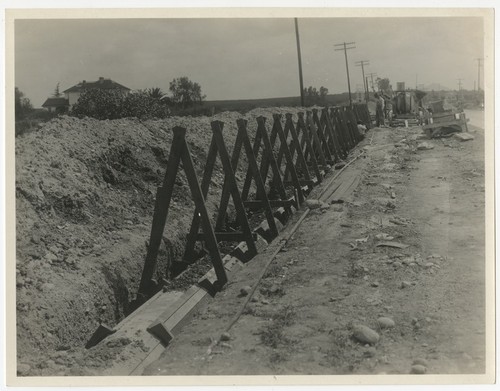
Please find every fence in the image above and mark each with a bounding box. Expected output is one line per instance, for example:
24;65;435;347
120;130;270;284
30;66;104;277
137;103;371;298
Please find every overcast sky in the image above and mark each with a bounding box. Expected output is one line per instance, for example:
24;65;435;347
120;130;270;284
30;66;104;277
15;17;484;107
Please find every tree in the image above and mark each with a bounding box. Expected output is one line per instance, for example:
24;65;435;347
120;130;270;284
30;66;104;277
15;87;33;121
303;85;328;106
169;77;205;108
53;82;62;97
147;87;166;101
376;78;391;94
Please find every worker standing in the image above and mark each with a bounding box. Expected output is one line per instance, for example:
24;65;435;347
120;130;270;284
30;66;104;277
385;97;393;126
374;93;385;127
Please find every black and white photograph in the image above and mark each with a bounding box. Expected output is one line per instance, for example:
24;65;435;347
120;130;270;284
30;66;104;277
4;5;495;388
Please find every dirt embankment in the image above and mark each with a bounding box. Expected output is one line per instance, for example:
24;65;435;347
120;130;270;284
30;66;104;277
15;107;309;373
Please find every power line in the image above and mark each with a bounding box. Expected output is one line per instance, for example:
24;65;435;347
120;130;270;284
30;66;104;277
355;60;369;103
334;42;356;106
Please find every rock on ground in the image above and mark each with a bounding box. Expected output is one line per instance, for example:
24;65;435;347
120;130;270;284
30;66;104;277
410;364;427;374
377;317;395;329
352;325;380;345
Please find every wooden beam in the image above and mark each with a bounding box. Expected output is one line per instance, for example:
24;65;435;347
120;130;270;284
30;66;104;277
237;118;279;239
181;133;227;290
138;128;183;297
195;232;258;242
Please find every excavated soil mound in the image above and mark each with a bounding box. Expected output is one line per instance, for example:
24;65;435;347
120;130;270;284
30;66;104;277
15;107;309;374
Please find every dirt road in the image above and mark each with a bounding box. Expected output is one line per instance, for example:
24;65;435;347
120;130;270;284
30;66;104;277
142;120;489;377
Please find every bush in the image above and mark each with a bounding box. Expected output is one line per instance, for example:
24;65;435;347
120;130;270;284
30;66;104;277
15;119;38;137
70;89;171;120
15;87;34;121
121;91;170;119
71;89;125;120
15;109;59;138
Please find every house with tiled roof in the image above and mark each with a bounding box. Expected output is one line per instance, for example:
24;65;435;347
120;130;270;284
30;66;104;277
64;77;131;109
41;97;69;113
42;77;131;112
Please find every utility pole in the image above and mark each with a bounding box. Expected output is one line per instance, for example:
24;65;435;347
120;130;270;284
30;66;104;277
457;78;463;105
365;76;370;102
294;18;305;107
475;58;483;92
334;42;356;106
415;74;418;90
355;60;369;104
367;72;377;91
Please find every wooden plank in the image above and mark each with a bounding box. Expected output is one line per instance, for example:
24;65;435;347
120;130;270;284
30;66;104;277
85;324;116;349
255;217;285;242
340;108;356;147
257;116;289;202
283;113;313;183
346;107;362;142
138;128;184;296
146;323;174;347
312;108;334;163
195;232;258;242
257;116;282;200
283;179;315;186
330;108;349;153
296;112;322;183
183;135;218;262
241;123;262;201
211;121;258;258
230;234;268;262
423;119;466;130
273;113;305;204
243;199;294;208
215;127;244;230
321;108;343;161
306;111;328;168
237;118;279;239
181;137;227;290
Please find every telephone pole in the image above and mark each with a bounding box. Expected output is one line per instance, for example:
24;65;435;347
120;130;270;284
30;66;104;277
367;72;377;92
366;77;370;101
475;58;483;92
294;18;305;106
457;78;463;103
334;42;356;106
355;60;369;103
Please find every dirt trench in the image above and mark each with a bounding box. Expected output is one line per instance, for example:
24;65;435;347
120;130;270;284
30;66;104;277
14;107;312;375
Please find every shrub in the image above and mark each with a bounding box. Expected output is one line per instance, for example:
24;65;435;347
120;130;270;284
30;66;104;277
121;91;170;119
15;87;34;121
71;88;125;120
70;89;170;120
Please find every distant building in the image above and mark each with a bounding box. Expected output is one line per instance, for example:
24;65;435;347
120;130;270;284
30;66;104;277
63;77;131;109
41;77;131;112
41;97;70;113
